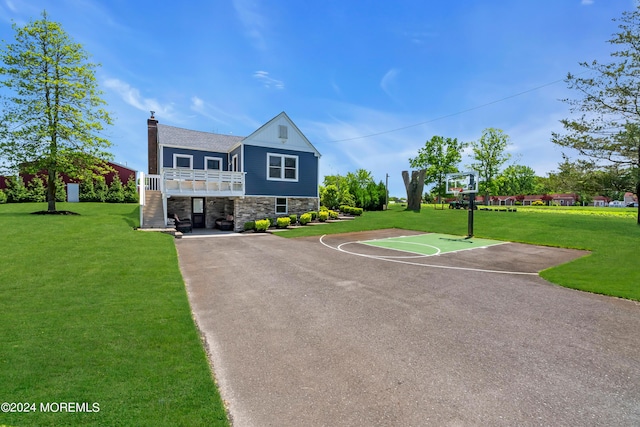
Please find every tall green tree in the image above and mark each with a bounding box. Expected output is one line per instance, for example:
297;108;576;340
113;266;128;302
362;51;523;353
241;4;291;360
0;11;112;212
470;128;511;204
495;164;537;195
551;6;640;223
409;135;467;203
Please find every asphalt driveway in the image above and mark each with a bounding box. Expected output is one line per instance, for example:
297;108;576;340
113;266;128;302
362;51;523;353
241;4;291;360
176;230;640;426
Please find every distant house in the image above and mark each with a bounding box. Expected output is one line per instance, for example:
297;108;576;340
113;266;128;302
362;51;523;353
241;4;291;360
623;192;638;205
141;112;321;231
592;195;610;207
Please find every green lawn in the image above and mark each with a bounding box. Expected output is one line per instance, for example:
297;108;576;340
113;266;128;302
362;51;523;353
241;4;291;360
283;204;640;301
0;203;228;427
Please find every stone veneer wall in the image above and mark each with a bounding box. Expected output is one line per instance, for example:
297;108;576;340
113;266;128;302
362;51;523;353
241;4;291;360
168;196;235;228
168;196;318;232
167;197;191;222
205;197;234;228
233;196;319;232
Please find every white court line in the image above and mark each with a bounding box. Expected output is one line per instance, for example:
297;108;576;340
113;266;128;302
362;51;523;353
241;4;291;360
338;241;434;259
320;235;538;276
357;240;441;257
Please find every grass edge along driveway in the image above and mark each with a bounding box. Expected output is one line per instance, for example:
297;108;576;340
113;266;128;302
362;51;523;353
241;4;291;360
0;203;229;427
281;204;640;301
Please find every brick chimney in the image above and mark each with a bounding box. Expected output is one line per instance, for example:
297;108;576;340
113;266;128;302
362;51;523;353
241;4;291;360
147;112;158;174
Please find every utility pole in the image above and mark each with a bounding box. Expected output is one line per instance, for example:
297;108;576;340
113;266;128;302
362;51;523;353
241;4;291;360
385;173;389;210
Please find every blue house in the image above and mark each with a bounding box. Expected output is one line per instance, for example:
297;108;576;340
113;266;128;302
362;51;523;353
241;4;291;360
142;112;321;231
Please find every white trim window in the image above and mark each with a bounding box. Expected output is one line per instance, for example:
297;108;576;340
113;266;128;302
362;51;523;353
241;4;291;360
231;154;239;172
267;153;298;181
275;197;288;214
204;156;223;171
173;154;193;169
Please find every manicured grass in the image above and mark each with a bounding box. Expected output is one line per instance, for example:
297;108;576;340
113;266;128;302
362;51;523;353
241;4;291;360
283;204;640;301
0;203;229;426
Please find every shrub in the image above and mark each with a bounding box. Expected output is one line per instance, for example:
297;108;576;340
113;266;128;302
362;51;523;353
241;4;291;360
94;177;107;202
79;177;96;202
328;210;339;219
4;176;28;203
299;213;312;225
289;214;297;224
0;189;7;204
532;200;544;206
352;207;363;215
254;219;270;232
308;211;318;220
319;205;328;212
26;176;46;202
55;173;66;202
318;211;329;222
106;173;125;203
276;217;291;228
244;221;255;231
123;176;139;203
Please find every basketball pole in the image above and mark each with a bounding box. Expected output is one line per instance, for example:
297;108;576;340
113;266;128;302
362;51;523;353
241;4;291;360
466;173;476;239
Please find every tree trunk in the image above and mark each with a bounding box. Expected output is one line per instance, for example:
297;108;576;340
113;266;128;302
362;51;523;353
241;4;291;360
402;170;426;211
636;179;639;225
47;168;56;212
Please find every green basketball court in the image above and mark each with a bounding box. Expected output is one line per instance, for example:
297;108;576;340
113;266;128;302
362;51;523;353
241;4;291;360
360;233;507;257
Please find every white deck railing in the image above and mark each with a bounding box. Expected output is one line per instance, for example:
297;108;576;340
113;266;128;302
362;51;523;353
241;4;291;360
145;174;162;191
162;168;245;196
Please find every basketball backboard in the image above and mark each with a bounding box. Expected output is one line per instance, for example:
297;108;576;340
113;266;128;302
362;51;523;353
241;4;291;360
446;172;478;194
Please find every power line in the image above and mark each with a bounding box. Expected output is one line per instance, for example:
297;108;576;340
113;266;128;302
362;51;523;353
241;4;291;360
326;75;572;143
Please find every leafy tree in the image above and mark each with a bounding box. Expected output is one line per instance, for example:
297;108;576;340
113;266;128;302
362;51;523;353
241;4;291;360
495;165;537;195
27;175;46;202
546;156;599;195
551;6;640;223
106;173;125;203
0;189;6;204
409;135;467;203
320;184;340;209
340;188;355;207
592;164;635;200
323;174;347;191
0;11;112;212
123;176;139;203
470;128;511;204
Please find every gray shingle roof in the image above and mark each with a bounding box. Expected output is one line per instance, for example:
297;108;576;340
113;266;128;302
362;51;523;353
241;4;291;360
157;124;244;152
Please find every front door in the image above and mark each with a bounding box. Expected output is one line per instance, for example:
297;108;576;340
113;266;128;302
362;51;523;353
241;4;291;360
192;198;205;228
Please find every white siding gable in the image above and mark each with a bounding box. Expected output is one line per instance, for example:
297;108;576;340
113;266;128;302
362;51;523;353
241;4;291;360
242;112;321;157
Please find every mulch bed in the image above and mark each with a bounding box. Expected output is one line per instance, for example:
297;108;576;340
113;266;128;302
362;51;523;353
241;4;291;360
31;210;80;215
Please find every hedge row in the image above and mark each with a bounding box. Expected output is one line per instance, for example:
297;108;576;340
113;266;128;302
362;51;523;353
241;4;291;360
243;209;342;232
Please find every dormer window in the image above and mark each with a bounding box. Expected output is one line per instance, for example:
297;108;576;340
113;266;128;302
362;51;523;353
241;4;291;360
278;125;288;140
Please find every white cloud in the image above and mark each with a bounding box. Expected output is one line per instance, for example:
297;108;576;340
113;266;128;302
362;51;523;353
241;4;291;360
253;70;285;89
189;95;262;130
581;0;594;5
233;0;268;51
380;68;400;99
104;78;176;119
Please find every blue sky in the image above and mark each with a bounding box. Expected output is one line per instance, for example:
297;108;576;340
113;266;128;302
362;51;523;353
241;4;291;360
0;0;634;196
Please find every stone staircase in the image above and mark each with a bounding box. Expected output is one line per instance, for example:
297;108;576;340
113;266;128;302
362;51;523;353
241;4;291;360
142;190;166;228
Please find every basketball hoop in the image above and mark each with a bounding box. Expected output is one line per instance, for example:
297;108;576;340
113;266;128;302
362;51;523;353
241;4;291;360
451;187;463;197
